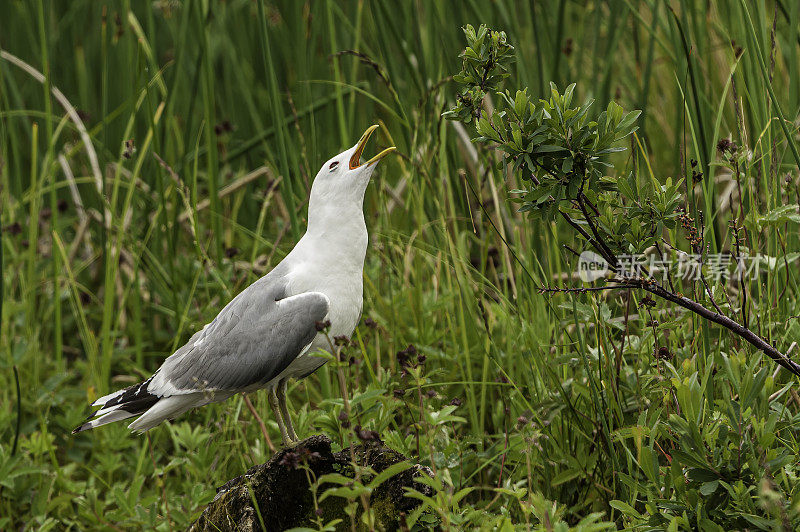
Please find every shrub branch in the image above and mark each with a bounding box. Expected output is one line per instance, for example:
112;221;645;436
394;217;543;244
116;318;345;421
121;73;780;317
446;23;800;378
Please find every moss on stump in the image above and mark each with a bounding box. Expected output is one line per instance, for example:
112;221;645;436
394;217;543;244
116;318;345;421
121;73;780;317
188;435;432;531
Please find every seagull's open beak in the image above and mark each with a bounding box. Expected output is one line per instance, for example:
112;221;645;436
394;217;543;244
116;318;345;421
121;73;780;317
349;124;396;170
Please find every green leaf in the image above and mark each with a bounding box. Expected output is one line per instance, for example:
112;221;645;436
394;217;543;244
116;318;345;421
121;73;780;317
366;462;413;490
514;89;528;118
699;480;719;495
532;144;564;154
476;117;502;143
609;500;643;519
757;204;800;226
317;473;356;486
551;468;582;486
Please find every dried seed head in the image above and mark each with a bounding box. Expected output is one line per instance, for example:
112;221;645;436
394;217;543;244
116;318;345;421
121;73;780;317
214;120;234;135
4;222;22;236
562;38;574;57
123;139;135;159
354;425;380;442
279;451;301;470
640;296;656;308
337;410;350;428
730;40;744;58
397;344;418;369
333;335;350;347
716;138;737;155
657;346;672;360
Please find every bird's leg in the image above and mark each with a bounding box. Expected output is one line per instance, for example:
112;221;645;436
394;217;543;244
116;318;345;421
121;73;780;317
277;379;299;442
268;387;291;446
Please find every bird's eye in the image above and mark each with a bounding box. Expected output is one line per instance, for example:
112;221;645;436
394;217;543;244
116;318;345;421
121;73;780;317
328;161;339;171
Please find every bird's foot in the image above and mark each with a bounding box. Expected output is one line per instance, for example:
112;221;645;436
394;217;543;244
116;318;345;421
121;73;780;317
280;434;299;448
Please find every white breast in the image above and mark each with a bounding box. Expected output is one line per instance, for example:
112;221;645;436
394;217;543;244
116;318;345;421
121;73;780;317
269;219;367;383
288;261;364;337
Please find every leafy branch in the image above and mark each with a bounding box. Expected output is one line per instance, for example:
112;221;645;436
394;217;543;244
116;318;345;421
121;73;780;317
445;24;800;377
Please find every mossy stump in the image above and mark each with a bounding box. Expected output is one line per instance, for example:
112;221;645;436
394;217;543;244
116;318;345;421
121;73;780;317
188;435;432;531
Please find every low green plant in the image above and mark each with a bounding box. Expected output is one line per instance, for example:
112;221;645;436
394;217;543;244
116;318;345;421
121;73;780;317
2;2;800;530
445;23;799;375
445;23;800;529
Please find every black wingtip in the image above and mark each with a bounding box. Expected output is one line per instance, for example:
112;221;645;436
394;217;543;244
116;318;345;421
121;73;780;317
72;409;100;435
72;410;101;434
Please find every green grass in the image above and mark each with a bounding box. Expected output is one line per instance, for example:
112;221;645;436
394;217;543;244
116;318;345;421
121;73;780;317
1;0;800;529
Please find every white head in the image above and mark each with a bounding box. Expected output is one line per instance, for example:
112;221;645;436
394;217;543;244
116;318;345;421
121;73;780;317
306;125;394;231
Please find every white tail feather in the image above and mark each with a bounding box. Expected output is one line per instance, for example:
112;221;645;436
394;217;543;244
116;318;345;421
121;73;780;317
91;388;126;407
74;409;137;433
127;394;205;433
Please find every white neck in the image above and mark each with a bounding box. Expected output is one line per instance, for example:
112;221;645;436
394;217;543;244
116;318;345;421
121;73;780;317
292;195;368;274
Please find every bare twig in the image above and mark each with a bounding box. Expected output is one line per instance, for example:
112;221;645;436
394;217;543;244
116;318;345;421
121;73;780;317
243;394;276;453
558;209;617;267
542;275;800;376
539;283;636;295
635;280;800;376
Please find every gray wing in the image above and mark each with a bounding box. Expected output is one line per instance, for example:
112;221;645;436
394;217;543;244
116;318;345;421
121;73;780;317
150;278;329;394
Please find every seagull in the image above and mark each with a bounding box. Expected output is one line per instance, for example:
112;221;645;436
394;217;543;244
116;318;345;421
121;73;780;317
73;125;395;444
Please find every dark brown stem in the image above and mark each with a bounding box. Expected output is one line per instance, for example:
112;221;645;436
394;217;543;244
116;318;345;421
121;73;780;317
698;271;724;315
730;218;749;328
636;280;800;376
542;279;800;377
563;243;582;259
558;210;617;267
616;290;631;390
581;193;602;217
539;283;636;294
244;394;276;453
576;193;617;266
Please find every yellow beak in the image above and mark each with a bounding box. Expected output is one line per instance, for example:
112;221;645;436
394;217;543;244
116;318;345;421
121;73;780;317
349;124;396;169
